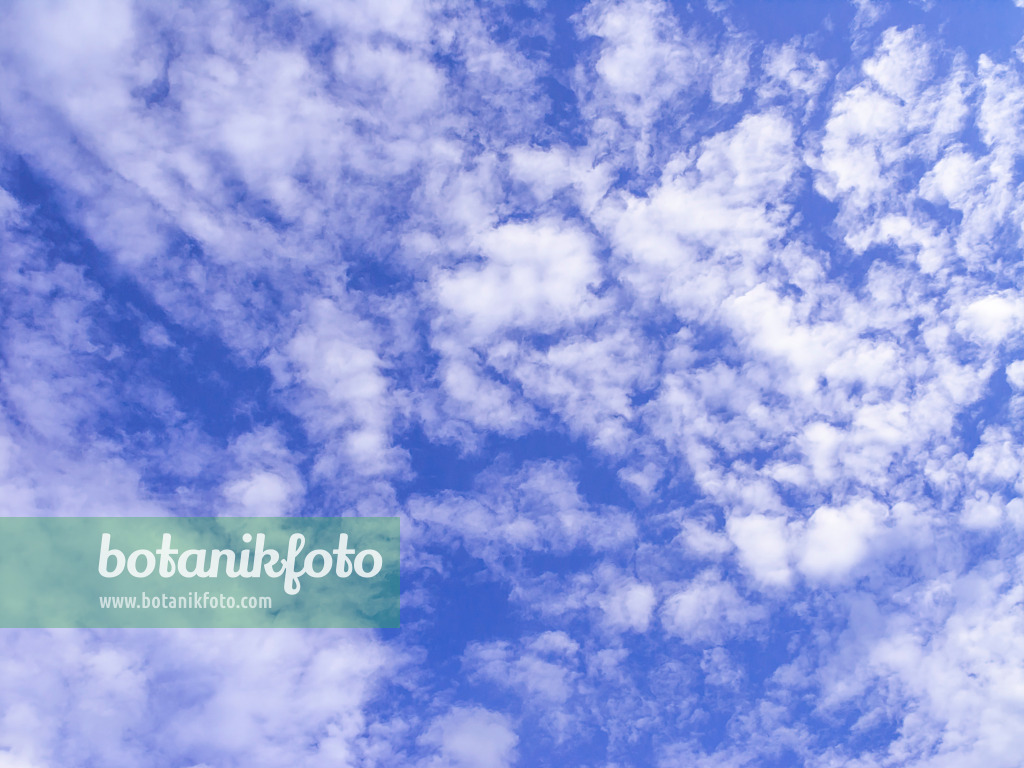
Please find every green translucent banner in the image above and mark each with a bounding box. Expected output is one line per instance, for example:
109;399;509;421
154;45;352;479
0;517;399;628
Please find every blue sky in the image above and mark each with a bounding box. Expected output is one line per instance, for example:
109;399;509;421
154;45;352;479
2;0;1024;766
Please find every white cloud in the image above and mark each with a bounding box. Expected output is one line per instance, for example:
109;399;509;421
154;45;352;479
961;491;1006;531
601;580;657;632
576;0;708;135
407;461;637;571
678;516;733;560
956;294;1024;345
710;39;752;105
419;707;518;768
494;327;654;454
759;43;829;110
702;647;745;689
662;570;767;643
1006;360;1024;389
818;568;1024;767
464;632;581;715
0;629;395;768
862;27;934;101
265;298;404;478
727;514;793;588
220;428;304;516
797;499;885;582
434;219;604;341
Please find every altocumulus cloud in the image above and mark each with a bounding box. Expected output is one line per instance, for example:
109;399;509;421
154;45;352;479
2;0;1024;766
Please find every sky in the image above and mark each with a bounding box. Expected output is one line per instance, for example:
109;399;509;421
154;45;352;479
1;0;1024;766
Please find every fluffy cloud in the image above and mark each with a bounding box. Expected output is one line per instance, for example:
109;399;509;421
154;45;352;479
662;570;767;643
419;707;518;768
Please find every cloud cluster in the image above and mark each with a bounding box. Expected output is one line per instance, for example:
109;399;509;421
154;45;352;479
3;0;1024;765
